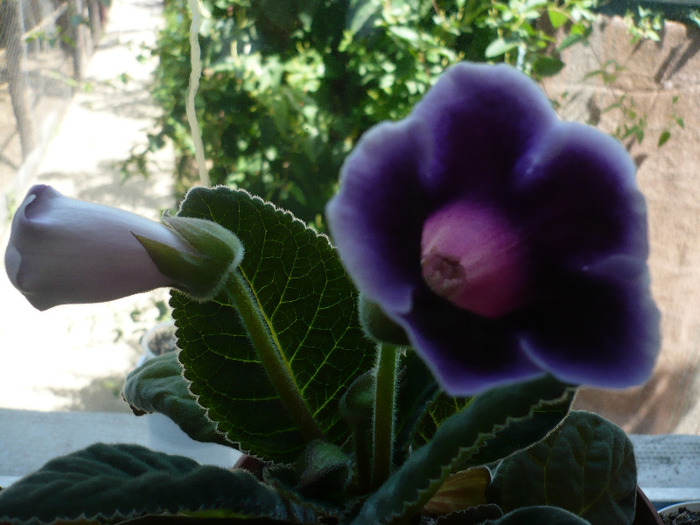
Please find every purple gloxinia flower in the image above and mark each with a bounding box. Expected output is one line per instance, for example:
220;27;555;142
5;185;242;310
326;62;660;396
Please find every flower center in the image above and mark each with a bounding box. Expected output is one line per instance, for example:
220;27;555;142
420;201;528;318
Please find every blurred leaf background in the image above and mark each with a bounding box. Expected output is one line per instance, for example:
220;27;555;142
126;0;676;228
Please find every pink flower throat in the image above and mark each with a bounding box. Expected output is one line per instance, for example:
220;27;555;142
420;201;528;318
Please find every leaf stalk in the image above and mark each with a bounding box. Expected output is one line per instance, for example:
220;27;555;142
226;269;323;442
372;343;398;489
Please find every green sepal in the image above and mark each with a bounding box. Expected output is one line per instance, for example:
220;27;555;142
135;215;244;301
295;440;353;499
350;376;574;524
263;441;355;516
489;411;636;525
340;371;375;425
358;295;410;346
122;352;231;447
0;443;314;524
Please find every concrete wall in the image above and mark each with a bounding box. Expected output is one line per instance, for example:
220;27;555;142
543;16;700;434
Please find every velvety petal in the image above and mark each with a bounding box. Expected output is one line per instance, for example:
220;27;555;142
512;122;648;268
327;61;660;395
326;120;432;314
400;291;544;395
6;185;184;310
409;62;557;199
519;255;660;388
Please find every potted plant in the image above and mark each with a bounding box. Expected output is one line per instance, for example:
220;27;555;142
658;502;700;524
0;62;662;524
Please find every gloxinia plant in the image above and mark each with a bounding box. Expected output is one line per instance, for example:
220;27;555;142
0;62;659;525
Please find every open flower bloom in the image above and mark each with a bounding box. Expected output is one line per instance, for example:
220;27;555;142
5;185;242;310
326;62;660;396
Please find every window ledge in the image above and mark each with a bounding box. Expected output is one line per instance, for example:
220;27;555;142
1;409;698;509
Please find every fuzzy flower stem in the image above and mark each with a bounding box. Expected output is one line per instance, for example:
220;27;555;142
226;269;323;442
372;343;398;489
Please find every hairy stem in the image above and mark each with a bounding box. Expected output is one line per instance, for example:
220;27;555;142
226;270;323;442
372;343;398;488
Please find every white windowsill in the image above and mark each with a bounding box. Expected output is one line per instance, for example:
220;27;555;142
1;408;698;509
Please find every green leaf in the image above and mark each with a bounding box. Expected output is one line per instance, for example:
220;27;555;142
485;38;520;58
490;411;636;525
0;444;313;524
346;0;382;36
532;56;565;77
388;26;421;44
172;187;375;463
122;352;231;447
557;33;584;52
413;392;470;448
547;8;569;30
350;376;574;524
657;130;671;147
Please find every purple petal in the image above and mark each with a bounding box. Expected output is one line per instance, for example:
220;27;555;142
410;62;557;198
512;122;648;268
402;291;544;395
519;255;660;388
326;120;432;314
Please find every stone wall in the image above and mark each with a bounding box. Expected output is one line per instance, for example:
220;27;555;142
543;16;700;434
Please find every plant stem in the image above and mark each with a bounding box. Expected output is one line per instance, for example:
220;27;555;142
226;270;323;442
186;0;210;187
372;343;398;488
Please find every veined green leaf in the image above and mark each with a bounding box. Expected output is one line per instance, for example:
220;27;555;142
0;444;313;524
350;376;574;524
490;411;636;525
172;187;375;463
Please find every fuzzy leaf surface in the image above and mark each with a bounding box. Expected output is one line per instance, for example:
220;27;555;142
122;352;231;446
350;376;574;524
490;410;636;525
172;187;374;463
0;443;311;524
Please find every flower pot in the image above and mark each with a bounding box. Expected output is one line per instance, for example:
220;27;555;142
657;501;700;524
636;486;665;525
140;320;178;360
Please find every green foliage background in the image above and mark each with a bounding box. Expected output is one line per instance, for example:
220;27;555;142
136;0;599;227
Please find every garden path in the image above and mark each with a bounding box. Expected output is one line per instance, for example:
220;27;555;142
0;0;175;412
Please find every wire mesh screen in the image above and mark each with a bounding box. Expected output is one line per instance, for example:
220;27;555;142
0;0;104;208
